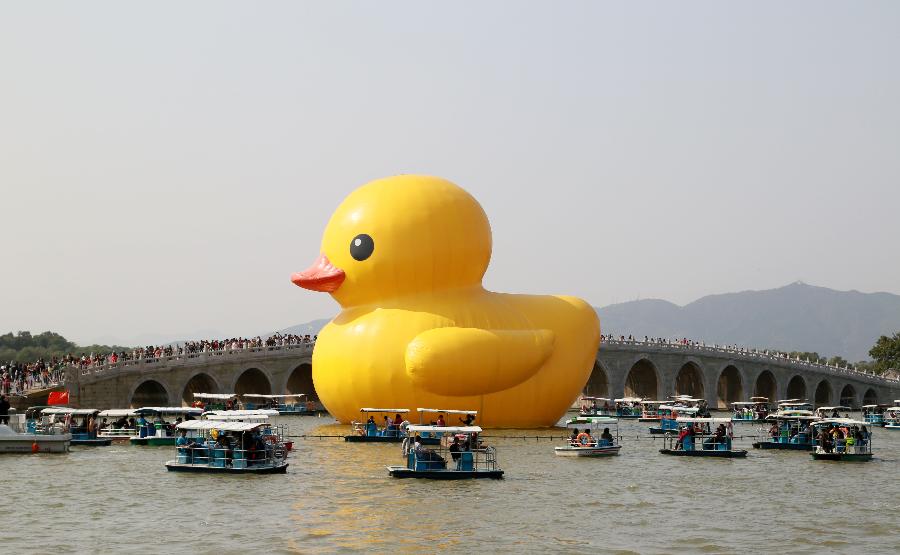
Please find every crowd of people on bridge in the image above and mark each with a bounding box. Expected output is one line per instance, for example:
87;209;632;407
1;333;316;396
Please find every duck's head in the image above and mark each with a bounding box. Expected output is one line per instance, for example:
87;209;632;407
292;175;492;308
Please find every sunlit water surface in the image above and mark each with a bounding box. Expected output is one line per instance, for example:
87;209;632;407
2;415;899;554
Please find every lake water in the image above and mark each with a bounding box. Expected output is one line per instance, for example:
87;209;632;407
2;415;899;554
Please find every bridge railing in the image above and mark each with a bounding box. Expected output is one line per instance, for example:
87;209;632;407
600;339;899;384
75;342;315;379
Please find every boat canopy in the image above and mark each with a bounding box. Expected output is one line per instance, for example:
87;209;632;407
581;397;610;401
407;425;482;434
135;407;203;415
640;400;667;405
812;418;868;426
175;420;264;432
565;416;618;425
416;408;477;415
749;396;769;401
203;410;278;421
41;408;100;416
659;405;700;413
675;417;733;424
193;393;236;400
614;397;642;403
816;406;850;412
861;404;886;409
359;408;409;413
731;402;760;406
98;409;137;417
242;394;306;399
765;413;819;421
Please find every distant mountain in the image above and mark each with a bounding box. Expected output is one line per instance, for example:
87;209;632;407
596;282;900;361
275;318;332;337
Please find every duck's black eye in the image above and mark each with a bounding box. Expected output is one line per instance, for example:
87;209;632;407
350;234;374;261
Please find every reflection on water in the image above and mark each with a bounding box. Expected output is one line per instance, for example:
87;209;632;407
1;415;899;553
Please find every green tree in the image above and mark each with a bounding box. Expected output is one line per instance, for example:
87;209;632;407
827;356;849;367
869;332;900;374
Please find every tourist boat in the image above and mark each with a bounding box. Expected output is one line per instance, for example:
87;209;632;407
649;405;699;434
810;418;873;461
861;404;887;427
814;406;851;419
731;399;770;422
387;425;503;479
884;406;900;430
40;408;111;446
0;411;70;453
578;396;613;417
555;416;621;457
192;393;238;411
614;397;643;418
752;411;819;450
345;408;410;442
97;409;139;441
659;417;747;458
776;399;813;412
415;408;478;445
242;394;316;415
130;407;203;446
638;400;666;422
164;420;288;474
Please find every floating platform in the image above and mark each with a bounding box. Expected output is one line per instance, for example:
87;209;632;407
659;448;747;458
386;465;503;479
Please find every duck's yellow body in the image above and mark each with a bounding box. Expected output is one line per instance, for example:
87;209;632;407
292;176;599;428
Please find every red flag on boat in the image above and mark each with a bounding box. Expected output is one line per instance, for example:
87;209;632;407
47;391;69;405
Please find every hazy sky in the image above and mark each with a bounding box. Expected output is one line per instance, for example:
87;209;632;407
2;2;898;346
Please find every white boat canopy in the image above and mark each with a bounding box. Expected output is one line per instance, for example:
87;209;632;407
731;402;760;406
359;408;409;413
675;417;733;424
639;400;667;405
812;418;868;426
407;425;482;434
242;394;306;399
98;409;137;418
565;416;618;425
861;405;885;408
193;393;237;400
175;420;264;432
749;396;769;401
581;397;610;401
41;408;100;416
816;406;850;411
765;413;819;421
614;397;642;403
416;408;478;415
204;409;279;417
659;405;700;413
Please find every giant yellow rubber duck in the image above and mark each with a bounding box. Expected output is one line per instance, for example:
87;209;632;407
291;175;600;427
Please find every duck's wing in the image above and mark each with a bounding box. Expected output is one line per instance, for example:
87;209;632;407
405;328;555;396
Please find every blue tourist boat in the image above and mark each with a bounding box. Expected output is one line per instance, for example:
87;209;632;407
555;416;621;457
243;394;318;415
578;396;613;418
415;408;478;445
862;405;887;427
614;397;643;419
810;418;873;462
638;400;666;422
752;411;819;450
387;425;503;479
164;419;288;474
649;405;699;434
659;417;747;458
345;408;410;442
97;409;139;442
192;393;238;411
130;407;203;446
41;407;111;446
731;398;771;423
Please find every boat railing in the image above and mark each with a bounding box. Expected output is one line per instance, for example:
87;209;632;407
407;445;499;472
662;431;734;452
176;444;286;469
811;435;872;455
98;427;139;438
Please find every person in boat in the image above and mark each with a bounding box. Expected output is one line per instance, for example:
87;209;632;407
449;436;462;461
570;428;579;445
436;413;446;426
817;427;833;453
675;425;693;450
393;413;403;429
215;432;233;465
176;429;196;449
603;400;611;413
382;416;392;436
600;427;614;446
459;413;476;426
0;394;9;425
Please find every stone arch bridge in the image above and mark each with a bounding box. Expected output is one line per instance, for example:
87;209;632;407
67;340;900;410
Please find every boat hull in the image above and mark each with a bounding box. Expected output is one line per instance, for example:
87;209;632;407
554;445;621;457
131;437;176;446
386;466;503;479
71;438;113;447
638;417;661;422
659;448;747;458
344;435;405;443
165;461;289;474
752;441;812;451
811;452;873;462
0;436;71;453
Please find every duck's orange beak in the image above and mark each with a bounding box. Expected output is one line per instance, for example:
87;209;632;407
291;254;345;293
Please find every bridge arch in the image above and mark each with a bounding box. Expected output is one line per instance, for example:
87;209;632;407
233;368;273;396
584;361;610;398
130;379;170;408
839;384;857;408
181;372;220;406
716;365;744;408
285;363;317;401
624;359;659;400
674;362;704;399
786;375;807;400
863;388;878;406
814;380;833;407
754;370;777;401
